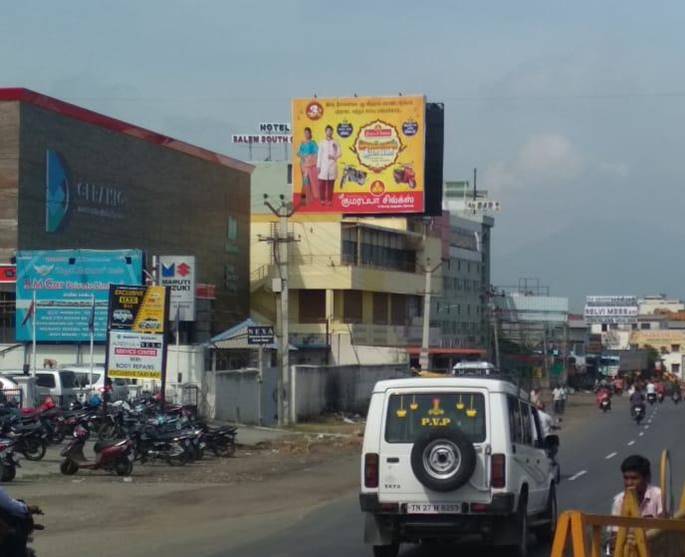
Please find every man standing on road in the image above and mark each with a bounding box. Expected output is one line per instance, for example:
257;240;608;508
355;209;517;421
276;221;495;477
552;385;563;414
0;487;40;556
611;455;664;518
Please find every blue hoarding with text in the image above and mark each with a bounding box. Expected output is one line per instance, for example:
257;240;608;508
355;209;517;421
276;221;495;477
16;249;143;342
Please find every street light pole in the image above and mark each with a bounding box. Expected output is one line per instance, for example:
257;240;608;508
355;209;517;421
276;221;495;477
419;258;442;372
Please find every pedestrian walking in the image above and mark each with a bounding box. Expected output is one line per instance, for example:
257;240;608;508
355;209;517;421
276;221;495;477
560;384;568;414
552;385;563;415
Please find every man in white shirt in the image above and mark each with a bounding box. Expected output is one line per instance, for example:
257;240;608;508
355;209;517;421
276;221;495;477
552;386;563;414
646;381;656;395
317;125;341;206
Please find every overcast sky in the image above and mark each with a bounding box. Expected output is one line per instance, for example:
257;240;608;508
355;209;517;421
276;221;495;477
3;1;685;310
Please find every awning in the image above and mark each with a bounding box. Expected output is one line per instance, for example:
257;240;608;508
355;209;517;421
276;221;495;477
405;347;486;356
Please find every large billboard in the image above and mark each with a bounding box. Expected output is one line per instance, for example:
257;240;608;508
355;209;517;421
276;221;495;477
292;96;425;214
584;295;638;324
16;249;143;342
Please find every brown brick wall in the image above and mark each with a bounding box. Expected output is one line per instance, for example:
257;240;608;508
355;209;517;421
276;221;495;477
0;102;19;262
15;102;250;336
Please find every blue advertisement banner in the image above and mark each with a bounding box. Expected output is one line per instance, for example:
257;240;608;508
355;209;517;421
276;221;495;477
16;249;143;342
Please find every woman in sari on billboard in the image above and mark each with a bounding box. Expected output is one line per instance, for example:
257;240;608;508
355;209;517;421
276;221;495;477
297;127;319;205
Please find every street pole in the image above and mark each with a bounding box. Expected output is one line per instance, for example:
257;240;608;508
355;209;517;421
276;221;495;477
262;195;298;426
278;208;290;426
490;295;500;369
32;290;37;377
89;294;95;391
257;345;263;426
419;258;442;372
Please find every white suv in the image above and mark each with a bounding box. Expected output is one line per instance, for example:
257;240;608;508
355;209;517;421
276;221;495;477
360;376;558;557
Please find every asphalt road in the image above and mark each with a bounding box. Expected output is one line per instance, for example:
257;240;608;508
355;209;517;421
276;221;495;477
223;395;684;557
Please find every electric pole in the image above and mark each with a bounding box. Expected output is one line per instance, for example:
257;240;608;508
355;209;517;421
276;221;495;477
419;257;442;371
262;194;297;426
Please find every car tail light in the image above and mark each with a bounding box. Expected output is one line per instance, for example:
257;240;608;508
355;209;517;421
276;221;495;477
470;502;490;513
491;454;506;488
364;453;379;488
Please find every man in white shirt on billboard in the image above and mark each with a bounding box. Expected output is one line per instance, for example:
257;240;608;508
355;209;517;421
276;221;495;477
317;125;341;206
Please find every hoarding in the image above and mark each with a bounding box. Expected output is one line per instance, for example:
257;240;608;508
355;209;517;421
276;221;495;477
584;296;638;324
292;96;425;214
106;284;168;380
0;265;16;284
159;255;196;321
108;285;168;334
247;326;275;345
107;332;165;380
15;249;143;342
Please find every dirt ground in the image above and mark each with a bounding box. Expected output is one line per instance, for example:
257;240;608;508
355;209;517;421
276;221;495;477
6;430;363;557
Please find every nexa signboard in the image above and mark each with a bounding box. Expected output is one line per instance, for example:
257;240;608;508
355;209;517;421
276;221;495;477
45;149;126;233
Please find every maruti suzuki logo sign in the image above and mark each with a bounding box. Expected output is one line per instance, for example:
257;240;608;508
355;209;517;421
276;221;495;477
45;149;127;233
177;262;191;277
159;256;196;322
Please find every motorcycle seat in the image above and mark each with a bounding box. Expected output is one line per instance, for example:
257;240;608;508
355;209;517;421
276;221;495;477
93;439;127;453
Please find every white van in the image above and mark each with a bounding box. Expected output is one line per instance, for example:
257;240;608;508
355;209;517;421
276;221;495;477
34;370;78;406
60;366;130;402
360;376;558;557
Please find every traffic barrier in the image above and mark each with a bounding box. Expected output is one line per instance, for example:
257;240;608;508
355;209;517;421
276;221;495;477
550;450;685;556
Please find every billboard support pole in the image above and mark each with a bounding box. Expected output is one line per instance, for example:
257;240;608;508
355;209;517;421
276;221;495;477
89;294;95;392
31;290;37;377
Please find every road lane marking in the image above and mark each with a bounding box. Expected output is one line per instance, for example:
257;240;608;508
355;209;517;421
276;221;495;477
628;440;636;446
639;432;645;437
645;426;650;430
606;452;618;460
569;470;588;481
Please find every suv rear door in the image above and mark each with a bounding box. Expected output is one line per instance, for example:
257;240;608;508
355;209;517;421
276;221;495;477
378;388;491;505
507;397;548;512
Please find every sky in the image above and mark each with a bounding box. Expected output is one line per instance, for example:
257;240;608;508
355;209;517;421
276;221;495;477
3;0;685;310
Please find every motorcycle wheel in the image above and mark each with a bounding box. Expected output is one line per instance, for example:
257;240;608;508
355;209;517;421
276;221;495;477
60;459;79;475
115;457;133;477
1;463;16;482
167;452;189;467
23;438;47;461
213;440;236;458
52;428;66;445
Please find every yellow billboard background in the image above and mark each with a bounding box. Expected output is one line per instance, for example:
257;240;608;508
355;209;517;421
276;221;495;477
292;96;425;214
132;286;167;334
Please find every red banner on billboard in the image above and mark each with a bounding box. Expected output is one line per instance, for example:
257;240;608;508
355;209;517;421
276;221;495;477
0;265;16;284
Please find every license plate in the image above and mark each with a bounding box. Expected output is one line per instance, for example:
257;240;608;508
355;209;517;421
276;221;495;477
406;503;461;514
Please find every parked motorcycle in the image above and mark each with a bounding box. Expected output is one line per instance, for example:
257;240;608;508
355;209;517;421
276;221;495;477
2;418;48;461
132;427;189;466
199;423;237;457
60;423;134;476
0;438;19;482
392;164;417;189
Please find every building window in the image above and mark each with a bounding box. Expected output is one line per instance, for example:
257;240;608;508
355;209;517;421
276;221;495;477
632;323;638;330
373;293;388;325
610;323;619;330
391;294;407;325
672;344;681;353
227;216;238;241
601;324;608;332
343;290;363;323
640;323;651;330
299;290;326;323
673;363;681;374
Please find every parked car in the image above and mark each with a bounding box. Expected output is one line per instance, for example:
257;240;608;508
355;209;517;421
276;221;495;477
360;375;558;557
9;370;80;407
60;366;130;402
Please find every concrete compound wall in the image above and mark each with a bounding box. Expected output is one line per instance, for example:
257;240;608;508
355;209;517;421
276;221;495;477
293;363;410;420
209;363;410;425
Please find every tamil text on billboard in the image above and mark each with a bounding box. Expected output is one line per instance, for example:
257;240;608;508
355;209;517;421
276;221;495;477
16;250;143;342
584;295;638;324
292;96;425;214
